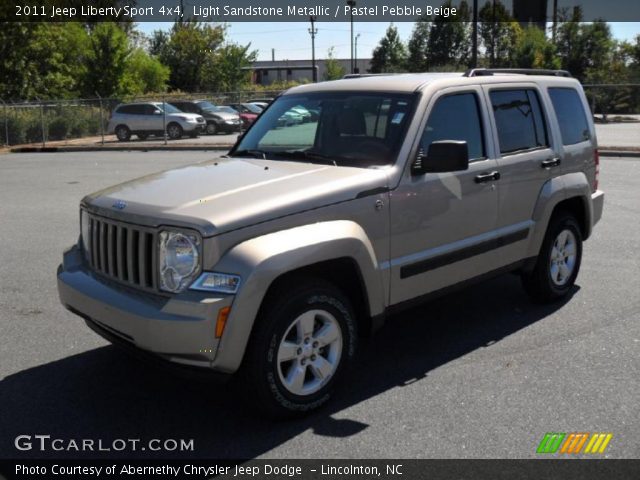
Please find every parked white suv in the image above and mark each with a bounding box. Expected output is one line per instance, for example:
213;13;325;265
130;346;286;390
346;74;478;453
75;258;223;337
107;102;206;141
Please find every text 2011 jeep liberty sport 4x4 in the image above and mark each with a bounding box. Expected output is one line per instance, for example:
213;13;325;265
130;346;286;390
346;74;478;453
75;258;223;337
58;69;604;416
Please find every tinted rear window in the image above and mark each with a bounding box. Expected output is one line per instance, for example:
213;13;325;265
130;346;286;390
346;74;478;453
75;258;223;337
548;88;590;145
490;89;548;154
116;105;140;114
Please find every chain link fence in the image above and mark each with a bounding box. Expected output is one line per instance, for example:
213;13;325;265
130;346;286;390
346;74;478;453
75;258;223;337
0;90;283;147
2;85;639;148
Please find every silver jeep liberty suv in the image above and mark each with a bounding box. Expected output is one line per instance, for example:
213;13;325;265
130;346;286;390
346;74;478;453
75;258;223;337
58;69;604;417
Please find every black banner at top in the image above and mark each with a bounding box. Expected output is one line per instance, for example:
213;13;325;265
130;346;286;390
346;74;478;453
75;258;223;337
2;0;640;22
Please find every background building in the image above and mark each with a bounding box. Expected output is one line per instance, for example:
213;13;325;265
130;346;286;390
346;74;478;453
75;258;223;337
246;58;372;85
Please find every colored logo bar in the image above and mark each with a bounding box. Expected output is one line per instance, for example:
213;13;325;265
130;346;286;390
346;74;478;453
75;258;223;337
537;433;613;454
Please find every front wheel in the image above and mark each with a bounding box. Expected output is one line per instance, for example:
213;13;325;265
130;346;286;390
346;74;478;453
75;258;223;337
166;123;183;140
238;278;357;418
205;123;218;135
522;212;583;303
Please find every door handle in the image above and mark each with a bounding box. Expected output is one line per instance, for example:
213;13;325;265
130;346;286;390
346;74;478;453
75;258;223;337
475;171;501;183
541;157;561;168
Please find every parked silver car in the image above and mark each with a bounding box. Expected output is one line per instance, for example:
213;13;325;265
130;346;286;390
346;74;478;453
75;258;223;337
59;69;604;417
107;102;206;141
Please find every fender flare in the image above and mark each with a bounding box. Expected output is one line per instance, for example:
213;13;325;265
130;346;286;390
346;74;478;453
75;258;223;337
210;220;385;372
528;172;592;258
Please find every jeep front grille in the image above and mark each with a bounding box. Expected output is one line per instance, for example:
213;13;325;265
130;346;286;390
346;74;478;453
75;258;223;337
87;214;158;291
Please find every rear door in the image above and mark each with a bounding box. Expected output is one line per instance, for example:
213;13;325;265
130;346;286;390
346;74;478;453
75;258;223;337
482;84;555;266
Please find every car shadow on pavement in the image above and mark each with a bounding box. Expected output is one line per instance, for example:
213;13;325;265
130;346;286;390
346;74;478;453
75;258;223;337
0;274;578;459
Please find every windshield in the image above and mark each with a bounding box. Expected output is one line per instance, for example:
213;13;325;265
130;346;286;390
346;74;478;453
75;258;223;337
196;101;217;111
232;92;416;168
214;106;237;114
242;103;262;114
159;103;181;114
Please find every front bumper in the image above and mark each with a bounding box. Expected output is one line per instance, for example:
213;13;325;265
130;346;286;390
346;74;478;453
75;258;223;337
57;245;233;370
211;120;242;133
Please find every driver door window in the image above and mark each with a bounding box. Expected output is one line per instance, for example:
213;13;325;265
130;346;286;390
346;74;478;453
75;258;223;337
419;93;485;161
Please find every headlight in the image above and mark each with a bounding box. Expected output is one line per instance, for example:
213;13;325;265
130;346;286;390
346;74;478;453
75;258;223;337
80;210;90;260
159;231;201;293
190;272;241;294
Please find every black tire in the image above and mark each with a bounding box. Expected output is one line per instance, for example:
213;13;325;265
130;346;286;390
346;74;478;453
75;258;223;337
522;211;583;303
205;123;218;135
115;125;131;142
237;278;357;418
166;123;183;140
137;133;148;140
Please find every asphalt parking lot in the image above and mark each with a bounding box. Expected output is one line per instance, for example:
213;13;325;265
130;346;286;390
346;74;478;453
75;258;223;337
0;151;638;459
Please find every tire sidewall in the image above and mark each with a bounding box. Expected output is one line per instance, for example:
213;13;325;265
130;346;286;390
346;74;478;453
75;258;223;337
258;287;357;414
115;125;130;141
167;123;182;139
541;215;583;297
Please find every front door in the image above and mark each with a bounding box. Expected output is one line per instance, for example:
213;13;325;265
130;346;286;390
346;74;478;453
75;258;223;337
389;87;500;305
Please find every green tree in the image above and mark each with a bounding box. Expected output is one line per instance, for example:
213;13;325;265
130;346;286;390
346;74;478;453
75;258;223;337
324;47;346;80
120;48;170;96
201;43;257;91
0;23;89;100
369;24;407;73
479;0;522;67
159;22;225;91
513;26;560;69
426;0;472;69
83;22;130;97
406;19;430;72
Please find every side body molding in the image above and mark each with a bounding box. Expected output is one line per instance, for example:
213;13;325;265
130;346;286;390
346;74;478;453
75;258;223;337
210;220;386;372
527;172;593;259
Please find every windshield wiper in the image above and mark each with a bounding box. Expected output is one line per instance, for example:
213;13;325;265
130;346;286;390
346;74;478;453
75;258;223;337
273;150;338;166
232;149;267;159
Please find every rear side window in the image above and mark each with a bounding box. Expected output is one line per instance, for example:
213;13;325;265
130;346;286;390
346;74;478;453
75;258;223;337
490;89;548;154
421;93;485;160
116;105;138;114
548;88;590;145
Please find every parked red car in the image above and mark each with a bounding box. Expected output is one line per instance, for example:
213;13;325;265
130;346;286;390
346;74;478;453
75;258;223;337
226;103;262;129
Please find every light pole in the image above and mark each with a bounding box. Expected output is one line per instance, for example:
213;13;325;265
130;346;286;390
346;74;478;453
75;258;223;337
308;16;318;82
471;0;478;68
346;0;356;73
354;33;361;74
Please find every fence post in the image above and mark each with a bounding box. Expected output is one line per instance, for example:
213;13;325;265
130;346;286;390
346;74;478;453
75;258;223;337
95;92;105;146
0;98;8;147
36;97;46;148
163;95;167;145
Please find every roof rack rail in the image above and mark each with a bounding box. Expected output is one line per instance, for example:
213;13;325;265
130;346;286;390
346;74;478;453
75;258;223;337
463;68;572;78
342;73;399;79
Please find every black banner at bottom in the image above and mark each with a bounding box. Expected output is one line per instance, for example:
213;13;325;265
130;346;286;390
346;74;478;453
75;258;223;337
1;459;639;480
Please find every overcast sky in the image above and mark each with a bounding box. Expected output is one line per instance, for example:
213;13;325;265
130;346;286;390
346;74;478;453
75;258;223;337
138;22;640;61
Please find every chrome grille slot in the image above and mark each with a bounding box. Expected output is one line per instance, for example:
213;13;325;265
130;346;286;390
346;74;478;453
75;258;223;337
87;214;157;291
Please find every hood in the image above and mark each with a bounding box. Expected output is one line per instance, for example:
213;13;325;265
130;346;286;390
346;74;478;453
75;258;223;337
168;112;202;121
203;110;238;121
83;158;389;237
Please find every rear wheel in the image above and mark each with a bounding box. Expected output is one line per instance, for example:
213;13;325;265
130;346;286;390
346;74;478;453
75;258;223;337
238;278;357;418
206;123;218;135
115;125;131;142
167;123;183;140
522;212;582;303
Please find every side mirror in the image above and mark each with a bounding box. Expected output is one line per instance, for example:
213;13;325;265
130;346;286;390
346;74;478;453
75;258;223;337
414;140;469;174
153;110;162;115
